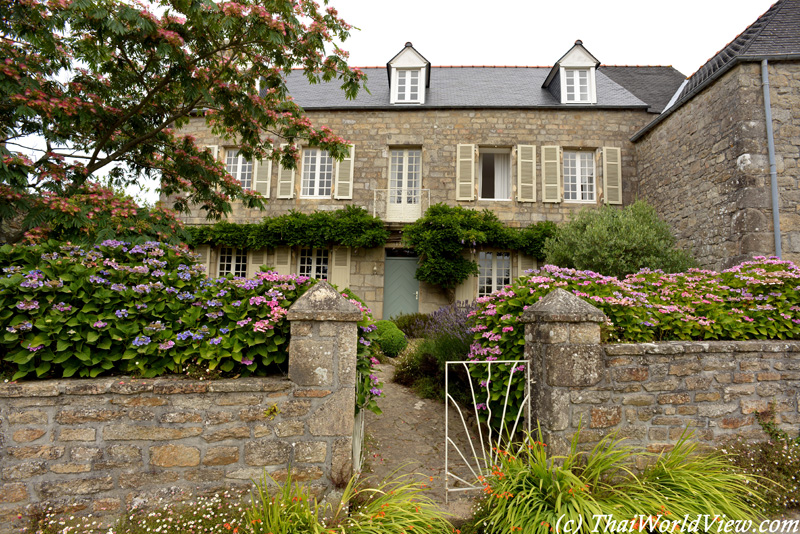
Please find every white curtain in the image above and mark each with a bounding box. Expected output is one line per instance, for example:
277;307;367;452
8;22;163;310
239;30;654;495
495;154;511;199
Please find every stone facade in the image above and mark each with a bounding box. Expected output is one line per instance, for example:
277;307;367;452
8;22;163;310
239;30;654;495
0;282;360;532
524;289;800;455
175;107;654;318
635;61;800;270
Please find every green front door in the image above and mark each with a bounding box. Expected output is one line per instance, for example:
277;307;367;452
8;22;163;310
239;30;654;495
383;257;420;320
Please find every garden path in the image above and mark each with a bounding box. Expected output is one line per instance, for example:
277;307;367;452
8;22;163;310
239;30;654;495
363;362;479;523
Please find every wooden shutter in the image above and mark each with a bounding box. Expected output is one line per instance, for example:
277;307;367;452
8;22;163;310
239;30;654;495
205;145;219;160
195;245;213;277
276;144;295;199
542;145;561;203
253;159;271;198
516;144;536;202
329;247;351;289
247;249;266;278
273;246;292;275
334;145;355;200
456;144;475;201
455;275;476;304
603;147;622;205
517;253;537;278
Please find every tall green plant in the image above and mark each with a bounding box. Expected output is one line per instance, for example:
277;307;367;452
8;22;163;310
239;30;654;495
544;201;695;278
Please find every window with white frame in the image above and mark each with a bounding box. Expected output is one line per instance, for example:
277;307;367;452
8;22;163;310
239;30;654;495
479;148;511;200
395;69;421;103
389;149;421;204
299;248;328;280
564;68;590;103
218;247;247;277
478;251;511;297
301;148;333;198
563;151;595;202
225;149;253;189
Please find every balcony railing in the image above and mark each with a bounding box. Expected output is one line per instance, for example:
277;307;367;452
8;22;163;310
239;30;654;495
372;188;431;223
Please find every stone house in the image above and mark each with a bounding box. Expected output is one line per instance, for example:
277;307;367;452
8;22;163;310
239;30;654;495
173;0;800;319
174;40;683;319
633;0;800;270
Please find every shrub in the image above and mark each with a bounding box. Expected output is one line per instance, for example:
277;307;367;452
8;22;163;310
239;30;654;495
392;302;476;402
0;240;382;413
375;319;408;357
467;257;800;430
544;200;696;278
477;431;761;534
391;312;430;338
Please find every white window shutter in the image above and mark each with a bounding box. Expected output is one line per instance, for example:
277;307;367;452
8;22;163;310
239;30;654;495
542;145;561;203
516;145;536;202
273;246;292;276
247;249;266;278
205;145;219;160
253;158;271;198
455;275;476;304
517;253;537;278
603;147;622;205
456;144;475;201
334;145;355;200
329;247;351;289
195;245;213;277
276;144;295;199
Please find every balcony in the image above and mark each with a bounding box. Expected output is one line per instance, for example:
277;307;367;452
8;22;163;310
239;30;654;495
372;188;431;223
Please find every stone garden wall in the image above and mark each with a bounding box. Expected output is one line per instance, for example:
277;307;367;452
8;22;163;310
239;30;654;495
0;282;360;532
524;289;800;455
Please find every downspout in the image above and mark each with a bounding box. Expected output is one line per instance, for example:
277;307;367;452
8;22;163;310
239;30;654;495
761;59;782;258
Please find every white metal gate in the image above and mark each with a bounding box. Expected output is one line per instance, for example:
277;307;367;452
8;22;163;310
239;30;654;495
444;359;530;500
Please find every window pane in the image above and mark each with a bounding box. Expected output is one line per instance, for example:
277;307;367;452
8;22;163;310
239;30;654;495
397;70;407;101
301;150;317;196
301;149;332;197
563;152;577;200
239;156;253;190
234;250;247;277
407;150;421;203
219;247;233;276
299;248;313;277
478;251;493;297
480;153;496;198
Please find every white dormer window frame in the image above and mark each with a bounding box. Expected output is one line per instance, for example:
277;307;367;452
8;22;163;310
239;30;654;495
391;67;425;104
560;67;596;104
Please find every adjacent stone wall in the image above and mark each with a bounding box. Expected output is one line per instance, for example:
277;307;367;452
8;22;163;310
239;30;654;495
0;282;360;532
524;289;800;454
635;61;800;270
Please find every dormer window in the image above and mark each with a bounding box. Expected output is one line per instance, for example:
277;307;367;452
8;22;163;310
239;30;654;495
543;40;599;105
388;42;430;105
396;69;421;102
564;68;590;103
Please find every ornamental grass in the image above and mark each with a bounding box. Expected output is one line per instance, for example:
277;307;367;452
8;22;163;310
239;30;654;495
467;431;763;534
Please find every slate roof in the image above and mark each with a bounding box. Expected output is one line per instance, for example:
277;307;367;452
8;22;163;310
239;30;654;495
633;0;800;140
284;65;678;111
601;66;687;113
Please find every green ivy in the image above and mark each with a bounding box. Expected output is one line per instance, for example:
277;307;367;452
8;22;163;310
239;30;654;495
401;204;557;289
185;205;389;250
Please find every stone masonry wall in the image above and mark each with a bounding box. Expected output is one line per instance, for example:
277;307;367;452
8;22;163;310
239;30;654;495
174;107;655;318
635;61;800;270
524;289;800;455
174;107;653;227
0;282;359;532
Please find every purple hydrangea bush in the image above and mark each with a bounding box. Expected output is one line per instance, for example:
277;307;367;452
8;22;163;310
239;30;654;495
1;241;381;413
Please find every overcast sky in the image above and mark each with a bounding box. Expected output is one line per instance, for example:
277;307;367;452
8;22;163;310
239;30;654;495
330;0;776;78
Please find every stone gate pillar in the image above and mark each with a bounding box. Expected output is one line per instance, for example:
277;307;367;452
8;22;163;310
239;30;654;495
521;288;607;453
286;281;362;489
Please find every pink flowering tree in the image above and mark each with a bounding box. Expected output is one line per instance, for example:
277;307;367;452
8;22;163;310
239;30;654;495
0;0;365;242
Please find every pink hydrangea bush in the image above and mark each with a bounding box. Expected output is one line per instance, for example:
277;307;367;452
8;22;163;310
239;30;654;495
468;257;800;429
